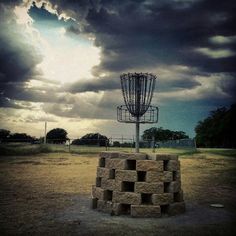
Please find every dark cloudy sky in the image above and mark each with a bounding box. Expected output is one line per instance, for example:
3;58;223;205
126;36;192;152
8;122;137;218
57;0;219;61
0;0;235;139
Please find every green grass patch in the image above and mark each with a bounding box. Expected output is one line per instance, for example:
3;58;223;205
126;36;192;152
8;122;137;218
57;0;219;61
0;144;53;156
1;143;235;158
199;148;236;157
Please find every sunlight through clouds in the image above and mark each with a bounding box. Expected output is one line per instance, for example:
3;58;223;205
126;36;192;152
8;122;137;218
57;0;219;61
30;9;101;84
1;0;235;139
195;47;236;59
15;1;101;84
37;34;101;83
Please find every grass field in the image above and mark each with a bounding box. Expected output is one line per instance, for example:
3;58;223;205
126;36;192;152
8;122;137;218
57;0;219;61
0;143;200;156
0;148;236;235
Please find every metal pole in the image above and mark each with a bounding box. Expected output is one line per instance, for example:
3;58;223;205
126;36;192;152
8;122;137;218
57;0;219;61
135;75;141;153
152;135;155;153
135;118;140;153
97;133;99;146
44;121;47;144
105;140;108;151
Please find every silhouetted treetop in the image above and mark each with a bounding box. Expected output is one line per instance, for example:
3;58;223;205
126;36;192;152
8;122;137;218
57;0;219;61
46;128;68;144
142;127;189;141
72;133;109;146
195;104;236;148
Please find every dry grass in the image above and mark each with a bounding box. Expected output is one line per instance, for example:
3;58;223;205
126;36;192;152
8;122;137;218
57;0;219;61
0;153;98;194
181;153;236;211
0;150;236;235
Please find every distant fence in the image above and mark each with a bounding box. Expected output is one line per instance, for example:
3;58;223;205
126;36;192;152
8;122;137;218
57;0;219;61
157;138;196;148
140;138;196;149
0;137;196;153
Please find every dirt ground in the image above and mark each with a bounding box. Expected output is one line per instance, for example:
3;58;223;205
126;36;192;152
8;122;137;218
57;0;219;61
0;152;236;235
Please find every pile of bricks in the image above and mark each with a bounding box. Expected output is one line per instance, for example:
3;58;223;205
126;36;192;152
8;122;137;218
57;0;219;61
91;151;185;217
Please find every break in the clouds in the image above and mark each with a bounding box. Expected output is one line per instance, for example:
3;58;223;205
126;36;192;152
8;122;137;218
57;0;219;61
0;0;235;138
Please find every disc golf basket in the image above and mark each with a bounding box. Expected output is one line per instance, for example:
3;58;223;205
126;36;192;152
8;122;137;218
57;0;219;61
117;73;158;152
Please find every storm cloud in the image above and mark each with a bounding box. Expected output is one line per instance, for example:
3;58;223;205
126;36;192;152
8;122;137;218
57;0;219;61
0;0;235;137
55;0;236;96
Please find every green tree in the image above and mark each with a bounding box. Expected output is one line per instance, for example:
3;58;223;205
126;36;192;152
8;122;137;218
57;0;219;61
0;129;10;142
72;133;109;146
195;104;236;148
46;128;68;144
8;133;35;143
142;127;188;141
221;104;236;147
113;141;120;147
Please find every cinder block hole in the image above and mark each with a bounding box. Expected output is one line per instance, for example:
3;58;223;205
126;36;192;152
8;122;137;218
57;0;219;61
137;171;146;182
126;160;136;170
105;190;113;201
173;171;177;181
122;181;135;192
161;205;169;215
99;158;106;167
109;169;115;179
164;182;170;193
141;193;153;205
120;204;131;215
163;160;169;171
174;192;180;202
91;198;98;209
96;177;102;187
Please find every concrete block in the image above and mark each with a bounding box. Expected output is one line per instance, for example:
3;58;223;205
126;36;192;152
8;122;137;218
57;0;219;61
146;171;163;182
131;205;161;218
100;151;120;159
101;178;116;191
119;153;147;160
135;182;164;194
97;167;110;178
152;193;174;205
168;202;185;216
111;203;123;216
116;170;138;182
166;160;180;171
146;171;173;182
155;154;178;161
111;203;133;216
92;186;107;200
113;191;141;205
105;159;126;170
136;160;163;171
167;181;181;193
92;152;185;217
114;181;123;191
97;200;113;213
163;171;173;182
91;197;98;209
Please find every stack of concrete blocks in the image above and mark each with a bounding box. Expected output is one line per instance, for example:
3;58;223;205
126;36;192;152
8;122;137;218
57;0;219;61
91;152;185;217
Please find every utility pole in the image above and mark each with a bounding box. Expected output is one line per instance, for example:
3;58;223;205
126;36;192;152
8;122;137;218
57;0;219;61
44;121;47;144
152;135;155;153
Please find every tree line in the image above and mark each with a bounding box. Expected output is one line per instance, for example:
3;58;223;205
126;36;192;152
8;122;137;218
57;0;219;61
0;129;36;143
195;104;236;148
46;130;109;146
0;128;109;146
1;103;235;148
142;127;189;141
